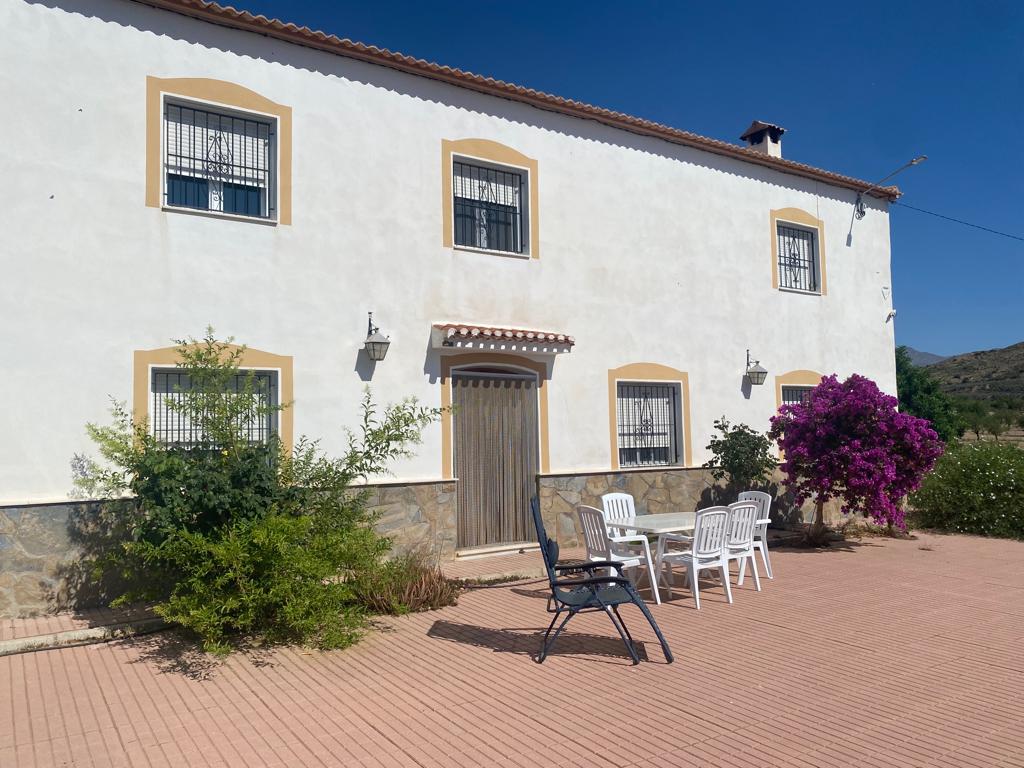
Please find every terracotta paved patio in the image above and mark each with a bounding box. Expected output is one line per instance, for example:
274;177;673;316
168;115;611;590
2;532;1022;767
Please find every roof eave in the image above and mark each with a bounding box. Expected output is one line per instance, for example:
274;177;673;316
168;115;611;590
131;0;901;202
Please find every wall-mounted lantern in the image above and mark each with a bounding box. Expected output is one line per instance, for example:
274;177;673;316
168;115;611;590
745;349;767;386
364;312;391;362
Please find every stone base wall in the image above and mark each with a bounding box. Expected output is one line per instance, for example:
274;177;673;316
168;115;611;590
0;483;458;619
537;467;845;547
2;471;842;618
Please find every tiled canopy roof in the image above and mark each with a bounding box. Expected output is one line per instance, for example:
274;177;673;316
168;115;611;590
435;324;575;347
132;0;900;202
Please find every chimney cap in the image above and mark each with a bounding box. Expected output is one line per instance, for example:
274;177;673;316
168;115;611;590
740;120;786;143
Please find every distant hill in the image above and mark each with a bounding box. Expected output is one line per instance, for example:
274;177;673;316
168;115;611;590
927;341;1024;400
904;347;948;367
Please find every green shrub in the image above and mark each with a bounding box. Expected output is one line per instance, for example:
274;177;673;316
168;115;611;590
703;416;775;491
909;441;1024;539
74;329;440;653
353;554;461;615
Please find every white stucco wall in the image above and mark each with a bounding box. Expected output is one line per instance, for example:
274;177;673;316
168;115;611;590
0;0;896;503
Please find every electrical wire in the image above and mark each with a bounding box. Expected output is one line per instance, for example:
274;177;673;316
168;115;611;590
893;201;1024;242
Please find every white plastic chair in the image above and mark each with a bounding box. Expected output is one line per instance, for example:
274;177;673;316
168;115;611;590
656;506;732;609
577;505;661;605
738;490;773;579
600;492;638;538
726;501;762;592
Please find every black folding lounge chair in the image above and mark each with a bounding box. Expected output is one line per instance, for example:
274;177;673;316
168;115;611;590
530;497;673;665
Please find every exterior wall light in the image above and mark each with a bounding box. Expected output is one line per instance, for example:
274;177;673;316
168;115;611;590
364;312;391;362
745;350;767;386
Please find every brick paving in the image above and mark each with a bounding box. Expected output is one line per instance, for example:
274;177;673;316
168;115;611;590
2;532;1022;767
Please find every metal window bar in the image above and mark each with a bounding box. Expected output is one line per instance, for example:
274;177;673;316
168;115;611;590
452;160;524;254
150;369;278;446
616;382;681;468
164;102;275;219
781;386;814;406
777;224;819;291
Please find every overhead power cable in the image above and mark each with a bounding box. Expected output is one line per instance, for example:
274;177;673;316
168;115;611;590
894;201;1024;243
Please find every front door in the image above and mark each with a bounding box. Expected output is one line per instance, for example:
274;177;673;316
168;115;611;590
452;369;539;550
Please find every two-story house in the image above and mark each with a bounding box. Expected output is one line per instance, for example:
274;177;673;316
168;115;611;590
1;0;898;576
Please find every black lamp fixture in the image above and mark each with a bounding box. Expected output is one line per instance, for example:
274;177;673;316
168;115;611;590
363;312;390;362
745;349;767;386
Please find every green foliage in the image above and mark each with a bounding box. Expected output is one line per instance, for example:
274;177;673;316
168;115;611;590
910;441;1024;539
352;554;461;615
74;329;440;653
895;346;965;442
703;417;775;491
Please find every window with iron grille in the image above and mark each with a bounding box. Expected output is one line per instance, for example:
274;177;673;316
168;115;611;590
781;385;814;406
150;368;278;446
163;100;276;220
777;223;820;292
616;382;682;467
452;159;526;254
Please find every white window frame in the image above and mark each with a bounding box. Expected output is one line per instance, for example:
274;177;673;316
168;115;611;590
614;380;684;468
160;93;280;224
450;152;531;258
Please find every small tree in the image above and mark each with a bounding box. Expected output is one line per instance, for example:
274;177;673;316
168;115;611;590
894;346;965;442
74;329;443;652
703;417;775;492
769;374;943;543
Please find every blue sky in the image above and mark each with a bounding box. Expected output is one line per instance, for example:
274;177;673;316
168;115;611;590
240;0;1022;356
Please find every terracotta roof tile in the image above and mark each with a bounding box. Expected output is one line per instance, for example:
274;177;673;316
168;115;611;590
133;0;900;201
434;323;575;347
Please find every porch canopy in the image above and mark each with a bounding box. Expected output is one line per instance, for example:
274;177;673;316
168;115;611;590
431;323;574;355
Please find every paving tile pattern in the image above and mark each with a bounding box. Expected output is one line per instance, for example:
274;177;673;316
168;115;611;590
2;533;1022;767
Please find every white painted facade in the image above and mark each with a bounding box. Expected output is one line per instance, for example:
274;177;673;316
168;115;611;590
0;0;896;505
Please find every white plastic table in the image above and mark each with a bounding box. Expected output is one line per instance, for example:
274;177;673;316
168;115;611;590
620;512;697;598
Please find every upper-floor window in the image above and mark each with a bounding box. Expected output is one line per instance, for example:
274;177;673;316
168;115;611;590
615;382;683;467
776;223;820;293
163;100;276;220
150;367;279;446
452;159;527;255
781;385;814;406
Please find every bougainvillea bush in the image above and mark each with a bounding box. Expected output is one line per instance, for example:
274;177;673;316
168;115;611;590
910;441;1024;539
769;374;944;541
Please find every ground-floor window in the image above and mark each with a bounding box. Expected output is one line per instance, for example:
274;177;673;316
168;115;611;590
781;385;814;406
615;381;683;467
150;367;278;446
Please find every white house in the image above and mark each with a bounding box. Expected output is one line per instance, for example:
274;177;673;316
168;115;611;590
1;0;898;565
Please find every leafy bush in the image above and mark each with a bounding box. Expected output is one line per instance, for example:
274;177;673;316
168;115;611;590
353;554;461;615
74;330;439;653
895;346;965;442
703;417;775;491
910;441;1024;539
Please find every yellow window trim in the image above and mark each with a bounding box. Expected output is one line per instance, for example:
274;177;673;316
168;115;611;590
775;369;823;411
145;77;293;225
770;207;827;295
441;139;540;259
133;344;294;453
439;353;550;479
607;363;693;470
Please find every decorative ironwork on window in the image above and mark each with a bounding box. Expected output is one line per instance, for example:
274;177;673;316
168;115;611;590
163;101;276;219
777;224;819;292
781;386;814;406
616;382;681;467
150;368;278;446
452;160;524;254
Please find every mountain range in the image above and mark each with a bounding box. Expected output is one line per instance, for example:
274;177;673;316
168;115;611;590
908;341;1024;400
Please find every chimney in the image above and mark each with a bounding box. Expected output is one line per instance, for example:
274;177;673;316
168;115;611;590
740;120;785;158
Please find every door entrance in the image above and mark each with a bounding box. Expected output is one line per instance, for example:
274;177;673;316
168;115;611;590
452;369;539;550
